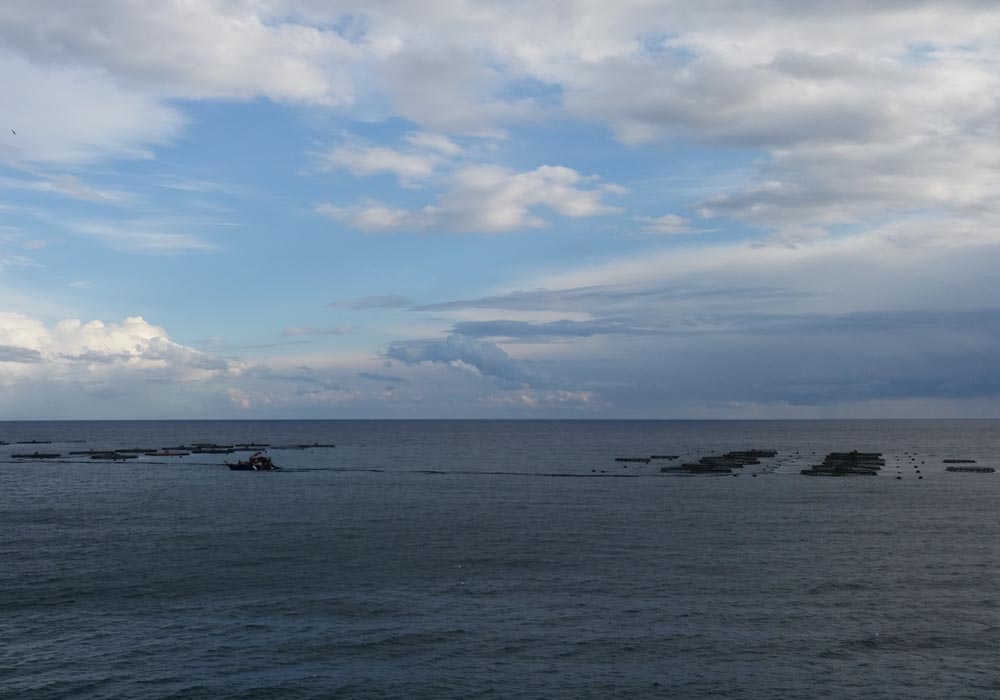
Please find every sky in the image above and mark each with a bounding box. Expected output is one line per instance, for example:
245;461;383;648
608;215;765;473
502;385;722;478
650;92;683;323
2;0;1000;419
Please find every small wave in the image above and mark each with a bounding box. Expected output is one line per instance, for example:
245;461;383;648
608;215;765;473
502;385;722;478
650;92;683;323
806;581;873;594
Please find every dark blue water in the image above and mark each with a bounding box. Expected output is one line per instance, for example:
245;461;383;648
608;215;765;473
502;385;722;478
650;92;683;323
2;420;998;699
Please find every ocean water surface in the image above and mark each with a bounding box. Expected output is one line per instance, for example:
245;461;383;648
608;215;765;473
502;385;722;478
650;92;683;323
1;420;998;699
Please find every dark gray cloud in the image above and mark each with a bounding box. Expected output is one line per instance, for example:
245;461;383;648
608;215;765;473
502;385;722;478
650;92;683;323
443;308;1000;344
0;344;43;363
417;284;790;313
384;334;538;388
451;318;657;339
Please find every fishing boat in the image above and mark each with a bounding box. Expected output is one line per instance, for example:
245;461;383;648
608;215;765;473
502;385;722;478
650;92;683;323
226;452;278;471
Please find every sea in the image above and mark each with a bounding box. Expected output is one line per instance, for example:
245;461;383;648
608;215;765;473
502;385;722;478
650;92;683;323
1;420;998;699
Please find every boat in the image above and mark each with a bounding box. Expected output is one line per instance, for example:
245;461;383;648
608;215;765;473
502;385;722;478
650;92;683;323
226;452;278;471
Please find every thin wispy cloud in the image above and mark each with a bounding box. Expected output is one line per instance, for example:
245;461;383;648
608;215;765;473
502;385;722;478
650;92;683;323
0;172;132;204
637;214;693;235
72;221;215;253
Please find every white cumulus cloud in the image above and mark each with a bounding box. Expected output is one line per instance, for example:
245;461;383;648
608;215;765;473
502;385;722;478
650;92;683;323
318;164;622;233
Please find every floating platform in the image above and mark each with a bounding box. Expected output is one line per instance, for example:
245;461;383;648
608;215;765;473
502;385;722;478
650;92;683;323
615;457;651;463
727;449;778;459
661;463;732;474
661;469;731;476
946;466;994;473
943;459;976;464
800;450;883;476
13;452;60;459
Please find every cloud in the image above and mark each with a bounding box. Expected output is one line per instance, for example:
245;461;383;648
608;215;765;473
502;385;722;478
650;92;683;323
72;220;215;253
318;164;623;233
0;1;357;105
451;318;656;340
384;333;537;388
638;214;693;234
391;222;1000;413
700;137;1000;229
316;201;414;231
403;131;463;156
482;389;595;409
5;1;1000;417
5;0;999;247
318;142;442;185
0;252;36;271
0;55;184;164
415;283;787;313
0;313;242;384
371;41;537;135
0;343;43;363
0;171;132;204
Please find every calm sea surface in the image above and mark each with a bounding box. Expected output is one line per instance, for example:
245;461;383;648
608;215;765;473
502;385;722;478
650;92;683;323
1;420;998;699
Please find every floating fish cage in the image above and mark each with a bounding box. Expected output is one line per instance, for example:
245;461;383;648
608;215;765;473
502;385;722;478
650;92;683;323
801;450;883;476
